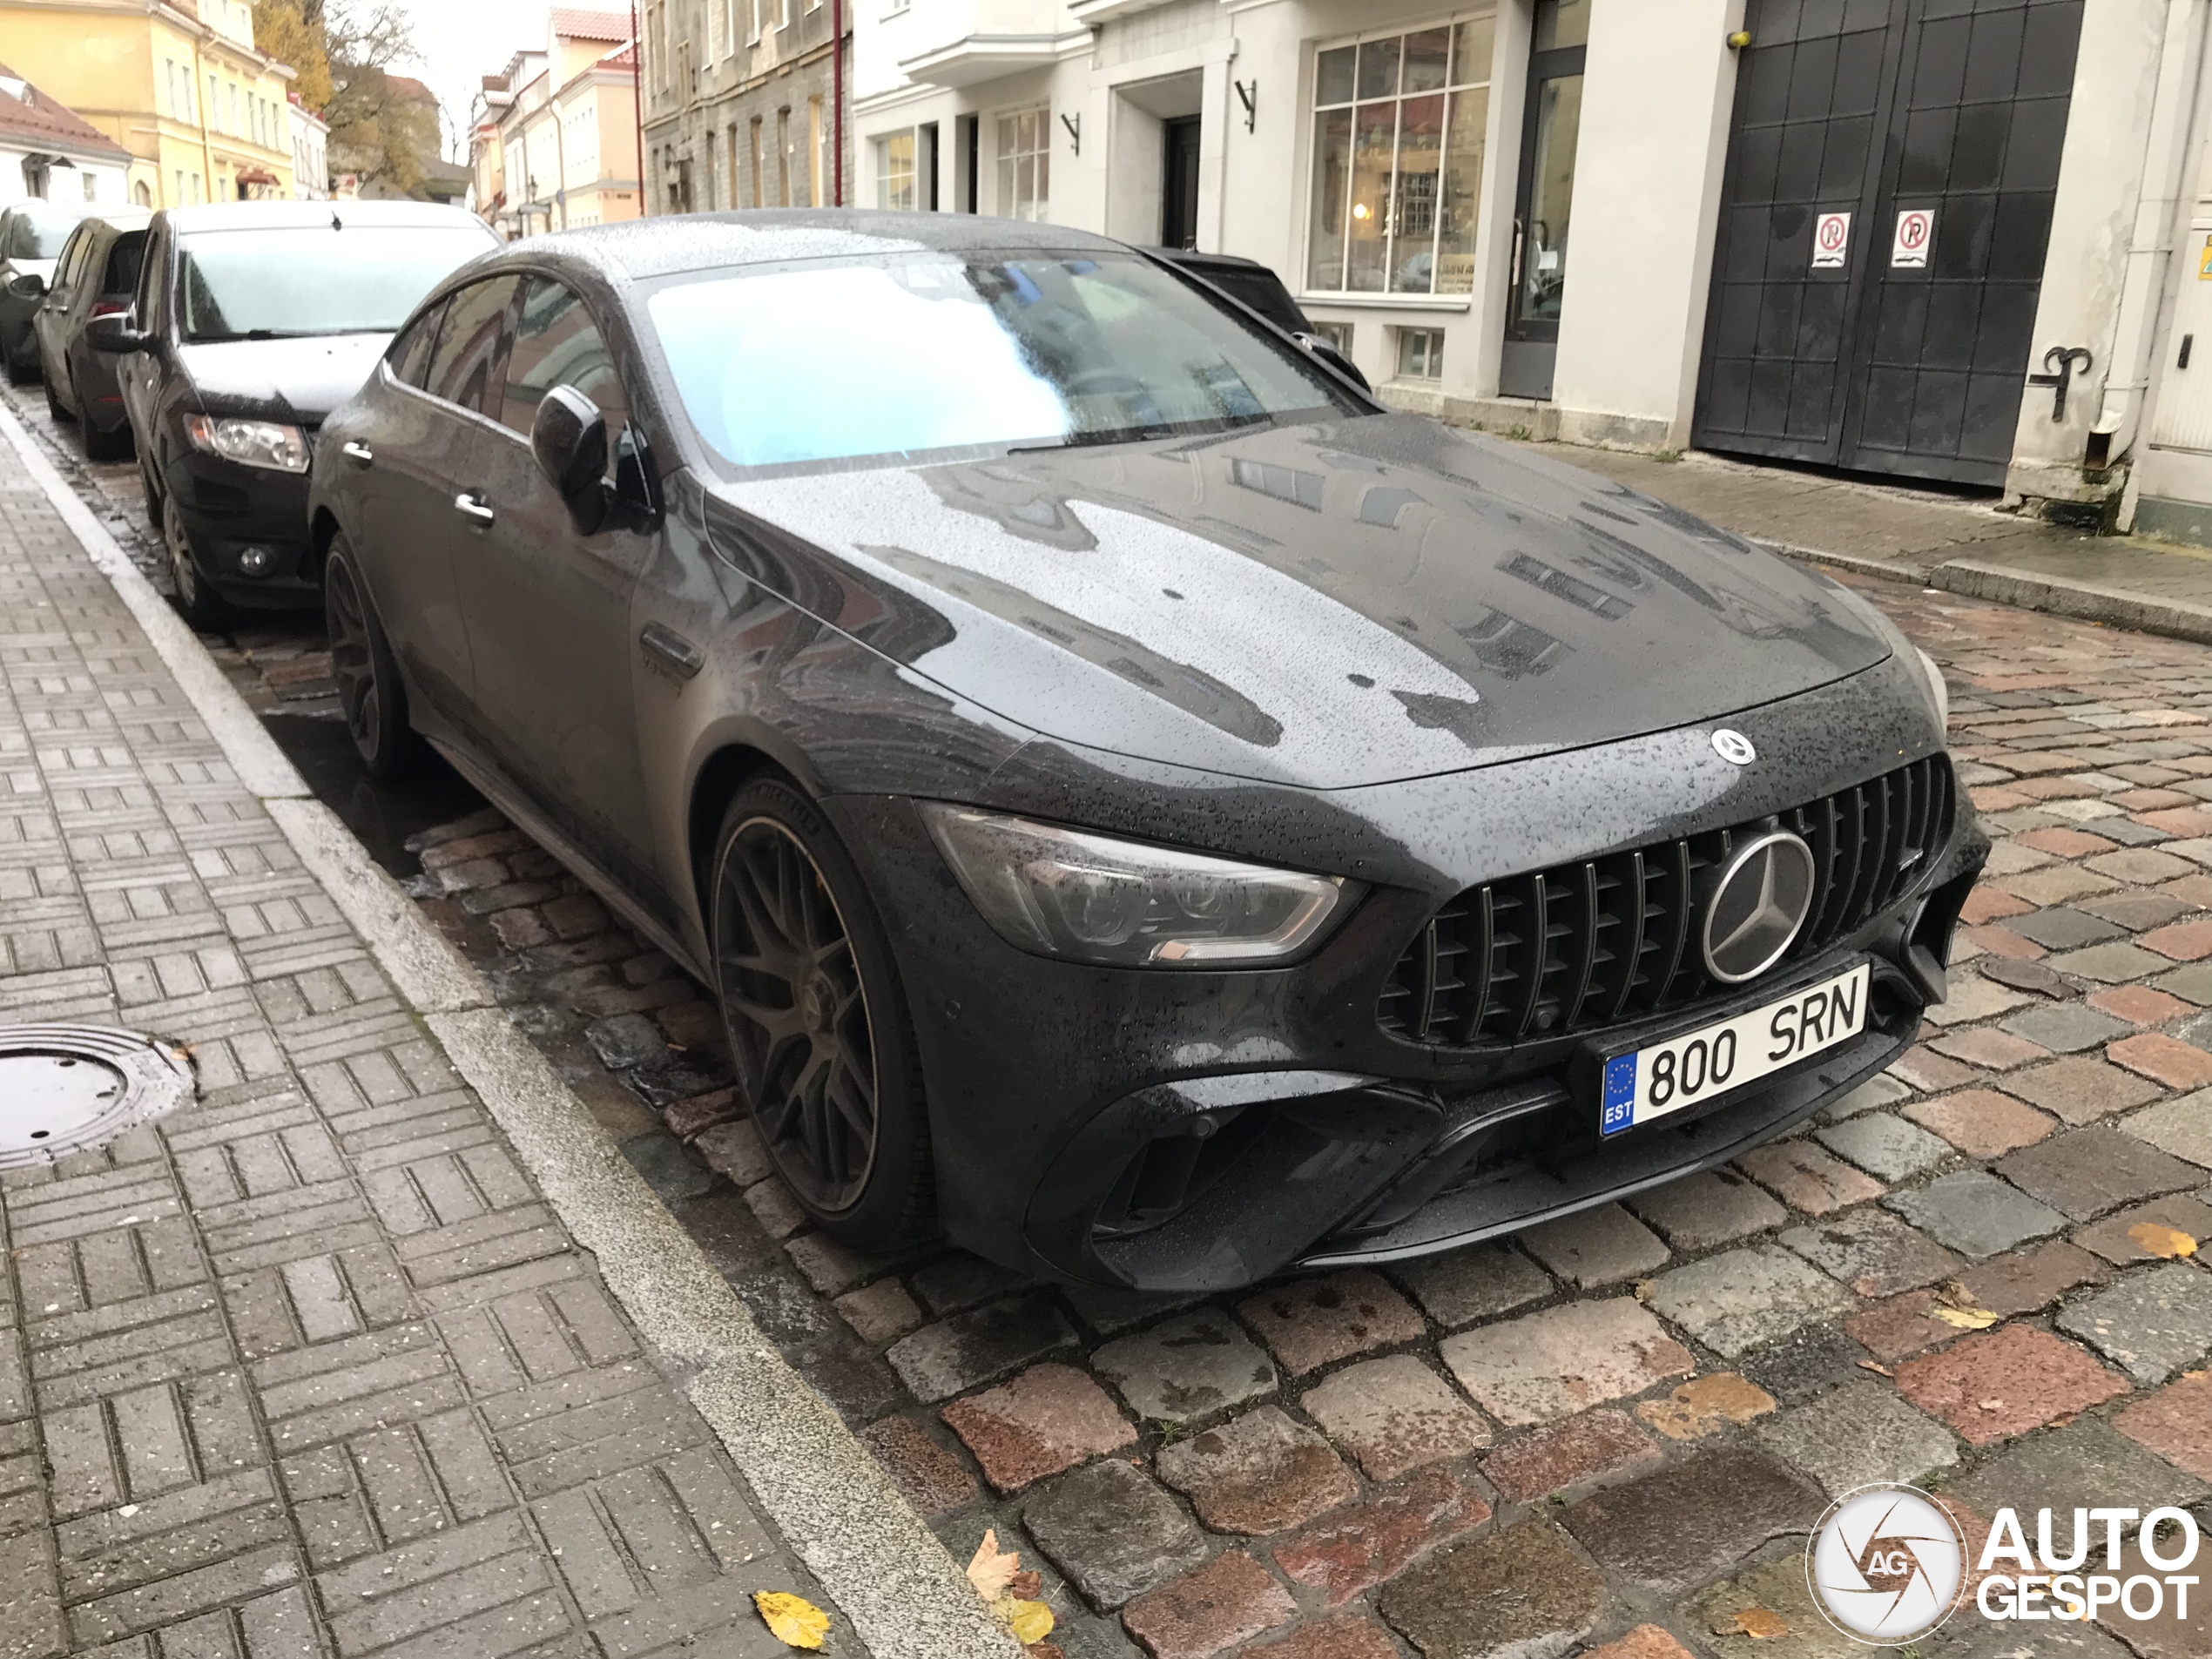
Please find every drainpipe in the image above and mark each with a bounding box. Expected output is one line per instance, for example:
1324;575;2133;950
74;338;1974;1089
833;0;844;206
631;0;648;214
2098;0;2208;485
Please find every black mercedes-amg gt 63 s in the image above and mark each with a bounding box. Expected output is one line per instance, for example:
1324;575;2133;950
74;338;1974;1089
307;211;1983;1292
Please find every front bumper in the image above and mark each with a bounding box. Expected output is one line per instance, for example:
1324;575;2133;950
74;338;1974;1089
162;443;319;608
828;761;1986;1293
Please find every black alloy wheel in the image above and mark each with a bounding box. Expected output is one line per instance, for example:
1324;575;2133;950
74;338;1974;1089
711;779;932;1246
324;538;415;779
161;488;231;630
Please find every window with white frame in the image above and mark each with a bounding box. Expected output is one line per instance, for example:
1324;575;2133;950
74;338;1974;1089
875;130;915;210
748;0;762;42
995;106;1049;223
1396;327;1446;379
710;0;726;59
1307;14;1494;296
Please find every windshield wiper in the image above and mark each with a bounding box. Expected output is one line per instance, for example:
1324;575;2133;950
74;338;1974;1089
1008;411;1273;454
186;327;328;342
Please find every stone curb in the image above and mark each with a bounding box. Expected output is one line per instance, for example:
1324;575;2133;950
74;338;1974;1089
0;400;1021;1659
1764;535;2212;648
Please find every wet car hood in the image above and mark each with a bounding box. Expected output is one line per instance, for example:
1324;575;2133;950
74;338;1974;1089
705;414;1894;790
178;332;391;424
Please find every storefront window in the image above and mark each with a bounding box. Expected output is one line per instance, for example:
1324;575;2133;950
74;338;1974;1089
876;131;915;211
1308;14;1494;297
996;107;1050;222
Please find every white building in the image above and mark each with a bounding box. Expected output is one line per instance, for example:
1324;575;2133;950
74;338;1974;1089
851;0;2212;529
289;94;328;199
0;64;133;209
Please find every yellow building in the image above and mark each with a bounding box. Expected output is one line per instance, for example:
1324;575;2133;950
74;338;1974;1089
473;11;640;239
0;0;297;209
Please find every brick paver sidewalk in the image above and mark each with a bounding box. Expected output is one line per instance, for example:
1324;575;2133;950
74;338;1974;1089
0;432;860;1655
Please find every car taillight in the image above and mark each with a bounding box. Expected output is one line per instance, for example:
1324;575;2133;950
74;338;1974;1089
89;301;129;319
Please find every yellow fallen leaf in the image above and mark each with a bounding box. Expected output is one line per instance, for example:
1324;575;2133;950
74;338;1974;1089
1932;1305;2000;1330
994;1596;1055;1645
968;1529;1022;1602
2128;1223;2198;1259
1732;1607;1791;1639
752;1591;829;1650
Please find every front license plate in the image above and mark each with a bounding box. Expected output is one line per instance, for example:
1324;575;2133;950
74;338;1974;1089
1600;961;1871;1138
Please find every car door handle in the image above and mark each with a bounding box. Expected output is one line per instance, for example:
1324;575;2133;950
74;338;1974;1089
640;622;704;679
453;492;496;527
342;441;374;466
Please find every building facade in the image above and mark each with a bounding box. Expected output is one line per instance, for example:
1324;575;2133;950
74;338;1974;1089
475;13;643;239
0;64;134;206
0;0;297;208
638;0;853;217
287;92;326;199
837;0;2212;525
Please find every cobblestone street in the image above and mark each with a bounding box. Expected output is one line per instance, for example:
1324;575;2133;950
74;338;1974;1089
4;381;2209;1659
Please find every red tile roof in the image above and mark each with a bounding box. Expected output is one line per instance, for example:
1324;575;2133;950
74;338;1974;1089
550;9;634;42
0;64;130;160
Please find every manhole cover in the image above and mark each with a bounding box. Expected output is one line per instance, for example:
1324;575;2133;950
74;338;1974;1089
0;1024;195;1166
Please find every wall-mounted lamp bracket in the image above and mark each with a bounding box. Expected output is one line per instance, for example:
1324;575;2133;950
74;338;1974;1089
1061;111;1081;153
1234;79;1258;132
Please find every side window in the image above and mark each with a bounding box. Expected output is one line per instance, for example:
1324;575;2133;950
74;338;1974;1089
52;227;91;296
424;275;522;415
134;228;167;332
388;297;447;389
497;278;629;450
104;232;146;298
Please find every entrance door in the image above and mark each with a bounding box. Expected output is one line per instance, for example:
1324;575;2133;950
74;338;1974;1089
1163;116;1203;249
1500;0;1588;400
1693;0;2084;486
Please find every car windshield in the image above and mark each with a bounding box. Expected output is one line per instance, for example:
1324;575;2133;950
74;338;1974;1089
3;205;84;260
646;251;1356;471
177;224;495;341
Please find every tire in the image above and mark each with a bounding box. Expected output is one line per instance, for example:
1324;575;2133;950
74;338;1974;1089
83;409;132;462
43;368;70;422
161;486;232;631
324;538;417;779
710;776;934;1251
138;448;162;525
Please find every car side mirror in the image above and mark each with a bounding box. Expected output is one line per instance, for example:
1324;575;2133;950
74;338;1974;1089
86;312;151;354
1294;333;1372;395
531;383;611;534
7;272;44;301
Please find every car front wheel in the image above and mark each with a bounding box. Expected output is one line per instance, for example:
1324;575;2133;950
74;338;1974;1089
325;537;415;779
161;489;231;630
710;778;934;1251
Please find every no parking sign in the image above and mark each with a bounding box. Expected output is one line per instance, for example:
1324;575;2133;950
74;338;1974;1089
1892;208;1934;267
1811;212;1851;268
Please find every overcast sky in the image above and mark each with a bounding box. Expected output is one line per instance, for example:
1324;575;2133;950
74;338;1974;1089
394;1;561;158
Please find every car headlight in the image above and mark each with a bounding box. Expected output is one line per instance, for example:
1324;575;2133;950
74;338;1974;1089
1915;646;1951;732
183;414;310;473
920;805;1358;967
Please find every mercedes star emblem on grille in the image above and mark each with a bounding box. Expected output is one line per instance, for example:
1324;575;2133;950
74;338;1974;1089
1703;830;1818;983
1712;729;1757;765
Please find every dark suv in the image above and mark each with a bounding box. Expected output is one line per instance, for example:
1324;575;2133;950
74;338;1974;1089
92;199;498;624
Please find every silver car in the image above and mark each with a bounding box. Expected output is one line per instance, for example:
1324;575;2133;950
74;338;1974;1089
0;199;93;382
33;209;152;457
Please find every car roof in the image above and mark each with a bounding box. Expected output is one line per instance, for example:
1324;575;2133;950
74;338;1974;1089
77;209;153;234
517;208;1130;282
1144;246;1274;276
158;199;495;237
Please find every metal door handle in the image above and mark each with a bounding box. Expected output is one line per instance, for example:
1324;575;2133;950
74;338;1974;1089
342;442;374;466
453;492;495;526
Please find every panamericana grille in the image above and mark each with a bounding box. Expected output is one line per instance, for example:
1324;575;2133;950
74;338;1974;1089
1378;757;1955;1049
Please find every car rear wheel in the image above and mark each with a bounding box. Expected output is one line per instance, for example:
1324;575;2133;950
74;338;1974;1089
711;779;934;1250
43;368;70;422
325;538;415;779
81;376;132;461
138;450;162;525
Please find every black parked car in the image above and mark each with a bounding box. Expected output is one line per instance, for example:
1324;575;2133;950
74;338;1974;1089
1150;246;1370;392
33;207;152;458
308;211;1984;1292
1;199;91;382
91;199;499;624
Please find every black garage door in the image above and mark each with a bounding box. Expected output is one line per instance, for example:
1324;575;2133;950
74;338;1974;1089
1692;0;2084;487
